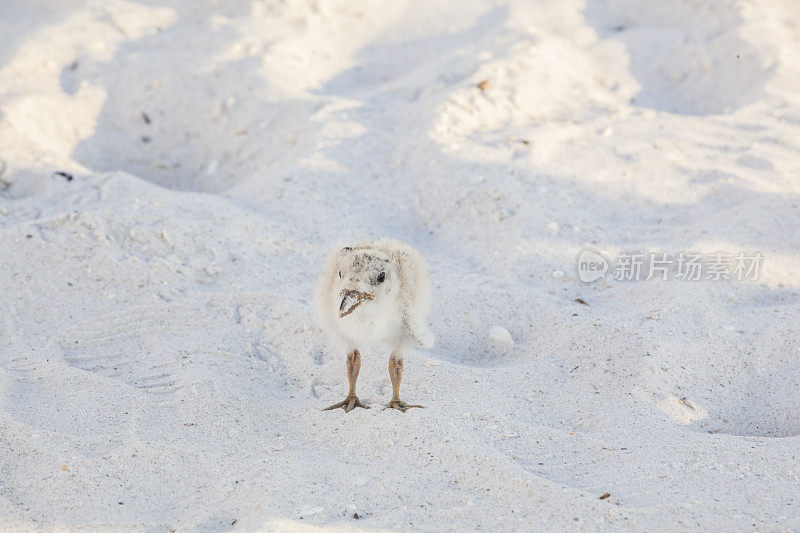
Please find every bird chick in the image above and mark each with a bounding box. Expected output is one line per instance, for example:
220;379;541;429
315;238;433;412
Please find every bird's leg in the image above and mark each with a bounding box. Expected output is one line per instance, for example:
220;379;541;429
386;353;423;412
324;349;369;412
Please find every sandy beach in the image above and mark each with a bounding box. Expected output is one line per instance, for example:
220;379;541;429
1;0;799;530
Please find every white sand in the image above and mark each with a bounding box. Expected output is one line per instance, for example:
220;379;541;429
1;0;799;530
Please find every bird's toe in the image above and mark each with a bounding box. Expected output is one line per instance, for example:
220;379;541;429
324;395;369;412
385;400;423;412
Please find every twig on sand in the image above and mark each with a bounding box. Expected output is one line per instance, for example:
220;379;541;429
54;171;74;181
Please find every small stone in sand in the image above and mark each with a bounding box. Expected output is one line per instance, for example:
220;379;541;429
488;326;514;345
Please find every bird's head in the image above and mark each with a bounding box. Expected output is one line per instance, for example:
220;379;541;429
335;247;394;319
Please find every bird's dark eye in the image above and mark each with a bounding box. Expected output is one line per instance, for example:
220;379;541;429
338;270;342;279
377;271;385;283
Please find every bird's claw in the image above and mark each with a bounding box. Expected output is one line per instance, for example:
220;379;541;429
324;395;370;412
385;399;423;412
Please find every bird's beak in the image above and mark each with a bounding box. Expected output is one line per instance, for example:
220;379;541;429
339;289;375;318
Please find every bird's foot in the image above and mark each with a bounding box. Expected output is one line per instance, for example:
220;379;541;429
324;395;370;412
385;399;423;412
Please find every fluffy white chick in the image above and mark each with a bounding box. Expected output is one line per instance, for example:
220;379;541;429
315;238;433;412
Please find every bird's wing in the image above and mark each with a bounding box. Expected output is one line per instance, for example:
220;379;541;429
381;240;434;349
405;317;434;349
